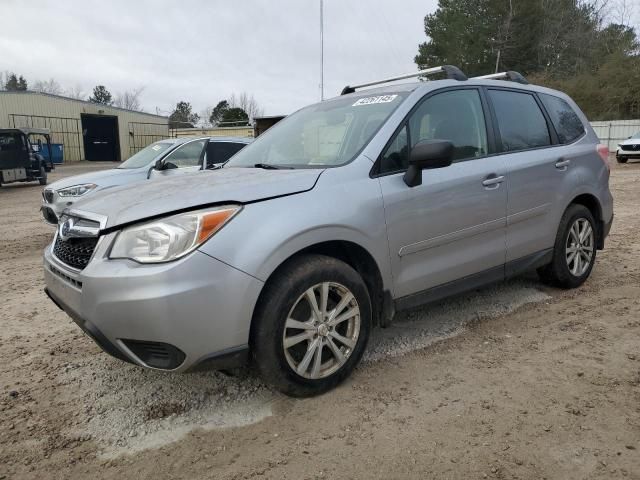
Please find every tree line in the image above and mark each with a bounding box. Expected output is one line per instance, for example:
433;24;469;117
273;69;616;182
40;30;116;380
1;71;263;128
168;93;264;129
415;0;640;120
1;72;145;111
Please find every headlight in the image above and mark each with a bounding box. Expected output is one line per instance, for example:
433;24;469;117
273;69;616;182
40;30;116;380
109;205;241;263
57;183;97;197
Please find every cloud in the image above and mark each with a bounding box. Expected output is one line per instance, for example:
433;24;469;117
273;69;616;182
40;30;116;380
1;0;436;116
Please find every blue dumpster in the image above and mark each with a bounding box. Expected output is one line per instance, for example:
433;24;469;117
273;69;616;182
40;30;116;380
39;144;64;164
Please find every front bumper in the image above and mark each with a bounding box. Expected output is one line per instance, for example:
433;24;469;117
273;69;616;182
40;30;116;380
43;237;263;372
40;189;70;225
616;148;640;158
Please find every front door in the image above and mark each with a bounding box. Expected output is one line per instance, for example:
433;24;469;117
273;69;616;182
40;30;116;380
377;88;508;299
148;139;207;179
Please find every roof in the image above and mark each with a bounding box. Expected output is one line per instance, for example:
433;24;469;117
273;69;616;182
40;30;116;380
158;136;253;145
330;77;570;101
0;127;51;136
0;90;168;119
254;115;287;121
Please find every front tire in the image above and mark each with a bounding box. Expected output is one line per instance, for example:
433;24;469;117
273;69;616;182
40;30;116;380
537;204;596;289
251;254;371;397
616;156;628;164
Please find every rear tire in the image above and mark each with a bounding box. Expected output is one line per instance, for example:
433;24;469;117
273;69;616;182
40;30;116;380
616;156;628;164
251;254;371;397
537;204;596;289
38;165;48;186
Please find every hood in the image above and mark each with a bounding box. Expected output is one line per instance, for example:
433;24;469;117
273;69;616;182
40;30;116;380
70;167;323;229
620;136;640;145
48;167;144;191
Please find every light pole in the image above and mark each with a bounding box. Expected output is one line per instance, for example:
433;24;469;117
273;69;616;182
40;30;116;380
320;0;324;101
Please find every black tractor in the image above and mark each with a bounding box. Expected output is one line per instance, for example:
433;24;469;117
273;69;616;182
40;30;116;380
0;127;54;186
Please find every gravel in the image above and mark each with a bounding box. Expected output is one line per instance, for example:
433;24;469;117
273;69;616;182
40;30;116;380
59;277;549;457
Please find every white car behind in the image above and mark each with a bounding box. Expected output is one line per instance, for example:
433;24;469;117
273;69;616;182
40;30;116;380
41;136;251;224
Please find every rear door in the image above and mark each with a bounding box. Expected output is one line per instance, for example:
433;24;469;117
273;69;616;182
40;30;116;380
377;87;508;299
486;88;568;263
204;140;248;168
148;139;206;178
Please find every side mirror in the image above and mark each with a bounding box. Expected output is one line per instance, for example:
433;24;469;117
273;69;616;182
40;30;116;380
403;140;454;187
154;158;164;170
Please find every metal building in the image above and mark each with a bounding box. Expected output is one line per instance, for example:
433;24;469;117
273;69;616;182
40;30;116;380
0;91;169;162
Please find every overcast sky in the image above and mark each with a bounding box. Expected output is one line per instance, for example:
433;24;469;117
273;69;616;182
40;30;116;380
1;0;437;118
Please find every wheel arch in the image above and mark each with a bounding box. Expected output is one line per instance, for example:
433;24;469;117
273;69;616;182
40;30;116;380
250;240;390;345
566;192;605;249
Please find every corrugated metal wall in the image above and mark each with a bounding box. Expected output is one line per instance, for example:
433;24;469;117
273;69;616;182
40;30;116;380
591;119;640;151
0;91;168;161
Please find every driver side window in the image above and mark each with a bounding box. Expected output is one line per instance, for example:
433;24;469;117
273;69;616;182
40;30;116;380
378;89;488;175
163;140;206;168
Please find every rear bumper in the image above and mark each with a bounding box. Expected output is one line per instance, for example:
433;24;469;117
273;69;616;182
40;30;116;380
603;214;613;239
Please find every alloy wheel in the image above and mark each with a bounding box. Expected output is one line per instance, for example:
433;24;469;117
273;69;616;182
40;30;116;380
565;217;594;277
282;282;361;380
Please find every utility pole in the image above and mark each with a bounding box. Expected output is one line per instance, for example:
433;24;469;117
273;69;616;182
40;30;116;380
320;0;324;101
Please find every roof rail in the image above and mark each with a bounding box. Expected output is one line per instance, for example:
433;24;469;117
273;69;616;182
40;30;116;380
473;71;529;85
340;65;467;95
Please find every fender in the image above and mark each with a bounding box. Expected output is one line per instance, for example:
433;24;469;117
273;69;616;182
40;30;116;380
198;163;395;296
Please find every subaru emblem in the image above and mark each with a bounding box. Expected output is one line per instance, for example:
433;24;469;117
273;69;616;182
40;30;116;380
59;218;74;240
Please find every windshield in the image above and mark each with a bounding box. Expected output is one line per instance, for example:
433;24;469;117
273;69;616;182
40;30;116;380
631;132;640;139
225;92;408;168
118;141;174;169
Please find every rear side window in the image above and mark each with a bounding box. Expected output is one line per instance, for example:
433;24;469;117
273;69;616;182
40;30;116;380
539;93;585;144
489;90;551;152
206;141;246;167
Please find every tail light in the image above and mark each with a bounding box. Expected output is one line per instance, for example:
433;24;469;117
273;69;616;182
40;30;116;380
597;144;610;171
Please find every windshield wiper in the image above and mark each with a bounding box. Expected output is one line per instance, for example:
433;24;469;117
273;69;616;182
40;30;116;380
253;163;292;170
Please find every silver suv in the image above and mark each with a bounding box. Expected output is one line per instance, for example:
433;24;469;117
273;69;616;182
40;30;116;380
43;67;613;397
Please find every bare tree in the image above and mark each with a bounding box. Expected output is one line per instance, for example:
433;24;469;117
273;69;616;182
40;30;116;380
113;87;145;111
0;71;9;90
228;92;264;122
610;0;637;28
32;78;63;95
199;106;215;128
66;85;86;100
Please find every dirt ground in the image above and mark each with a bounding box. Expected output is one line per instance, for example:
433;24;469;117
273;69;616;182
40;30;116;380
1;159;638;480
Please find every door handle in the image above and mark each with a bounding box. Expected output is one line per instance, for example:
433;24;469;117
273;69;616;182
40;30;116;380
555;158;570;169
482;175;505;188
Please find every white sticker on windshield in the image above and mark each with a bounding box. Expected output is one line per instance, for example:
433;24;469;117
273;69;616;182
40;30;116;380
151;145;162;151
352;95;398;106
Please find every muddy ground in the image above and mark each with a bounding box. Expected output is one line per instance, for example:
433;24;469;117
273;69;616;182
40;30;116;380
0;160;638;479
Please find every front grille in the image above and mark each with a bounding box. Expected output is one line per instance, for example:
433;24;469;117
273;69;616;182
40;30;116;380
43;189;54;203
621;143;640;151
53;236;98;270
